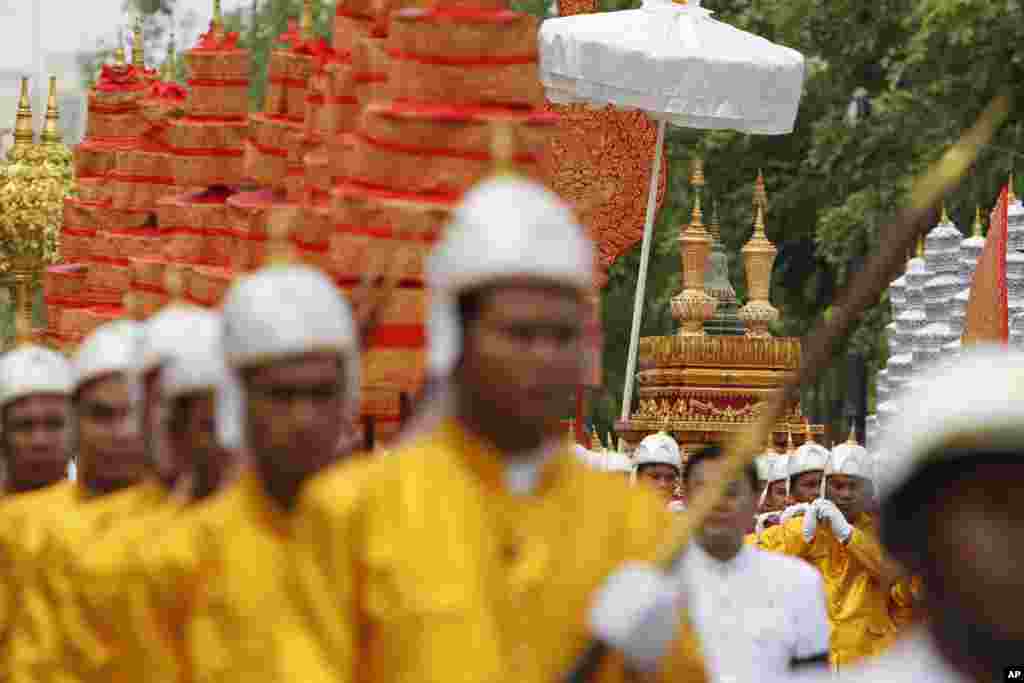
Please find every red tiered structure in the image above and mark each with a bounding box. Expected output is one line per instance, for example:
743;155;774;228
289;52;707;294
45;0;557;444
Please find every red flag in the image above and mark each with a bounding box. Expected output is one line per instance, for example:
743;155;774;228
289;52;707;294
963;186;1010;345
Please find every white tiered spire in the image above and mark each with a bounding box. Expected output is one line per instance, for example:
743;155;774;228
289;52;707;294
916;207;963;366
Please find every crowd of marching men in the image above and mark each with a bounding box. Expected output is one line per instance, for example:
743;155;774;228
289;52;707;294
0;169;1017;683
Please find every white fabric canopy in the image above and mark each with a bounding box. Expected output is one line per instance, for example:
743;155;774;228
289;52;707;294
539;0;806;135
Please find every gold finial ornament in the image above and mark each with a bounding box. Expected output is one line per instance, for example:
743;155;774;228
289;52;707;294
846;422;858;445
738;204;780;337
122;292;145;322
133;13;145;69
754;169;768;216
212;0;224;34
164;266;186;305
1010;172;1017;203
265;211;295;266
13;77;34;150
40;77;62;146
973;206;984;238
490;120;516;177
940;202;949;224
300;0;315;42
689;158;705;189
162;31;178;81
915;234;924;258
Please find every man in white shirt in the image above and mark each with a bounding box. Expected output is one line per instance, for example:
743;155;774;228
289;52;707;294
681;444;831;682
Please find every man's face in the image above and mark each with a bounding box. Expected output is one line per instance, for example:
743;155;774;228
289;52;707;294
763;479;788;512
924;461;1024;679
826;473;866;520
3;394;69;492
142;366;177;485
790;470;823;503
243;353;350;488
637;462;679;501
458;283;584;449
167;393;233;500
687;457;757;550
76;374;146;494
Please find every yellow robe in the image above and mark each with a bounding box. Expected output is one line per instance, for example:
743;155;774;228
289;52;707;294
889;576;924;631
0;482;81;683
766;513;897;667
126;473;331;683
71;481;182;683
292;419;706;683
33;482;167;683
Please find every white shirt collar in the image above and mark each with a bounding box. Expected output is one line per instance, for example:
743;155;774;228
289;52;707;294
686;538;753;576
504;438;561;496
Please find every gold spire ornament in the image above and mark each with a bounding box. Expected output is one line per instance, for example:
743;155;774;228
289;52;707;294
753;169;768;218
39;77;62;147
162;31;178;81
973;206;984;238
1009;172;1017;203
133;13;146;69
490;120;517;177
940;202;950;224
12;77;34;151
915;234;924;258
737;204;780;337
846;422;858;445
300;0;315;42
670;159;717;336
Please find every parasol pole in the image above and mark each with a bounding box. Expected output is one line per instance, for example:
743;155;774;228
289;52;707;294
620;119;667;421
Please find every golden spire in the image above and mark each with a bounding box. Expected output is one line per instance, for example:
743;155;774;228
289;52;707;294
12;77;34;149
212;0;224;35
690;158;705;190
164;266;186;306
915;234;924;258
846;422;858;445
752;203;768;239
122;292;144;322
40;77;62;146
708;199;722;241
1010;172;1017;203
753;169;768;216
161;31;177;81
265;212;295;266
688;159;705;229
133;13;145;69
973;206;984;238
940;202;949;224
490;120;516;177
300;0;314;42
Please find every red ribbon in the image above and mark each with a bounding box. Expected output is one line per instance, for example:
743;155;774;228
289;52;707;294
358;132;538;164
268;76;308;89
386;48;536;67
167;147;244;158
106;228;160;238
248;138;290;159
62;226;98;238
90;255;133;267
333;222;439;243
188;78;250;87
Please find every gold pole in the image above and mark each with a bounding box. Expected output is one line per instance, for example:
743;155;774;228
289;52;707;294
40;77;61;146
12;77;34;151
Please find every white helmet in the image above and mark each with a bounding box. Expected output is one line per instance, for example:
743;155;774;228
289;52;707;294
161;312;225;403
821;427;873;496
0;345;73;412
787;434;829;495
631;431;681;483
604;450;634;475
426;176;595;377
138;303;214;377
218;265;359;451
72;320;144;396
757;453;789;506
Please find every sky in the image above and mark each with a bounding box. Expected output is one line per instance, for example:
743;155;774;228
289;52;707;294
0;0;246;72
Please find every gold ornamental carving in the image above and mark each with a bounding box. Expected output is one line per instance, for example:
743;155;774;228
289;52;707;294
638;334;801;370
543;0;668;284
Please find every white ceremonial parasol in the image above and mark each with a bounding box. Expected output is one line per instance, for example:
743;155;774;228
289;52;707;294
538;0;805;420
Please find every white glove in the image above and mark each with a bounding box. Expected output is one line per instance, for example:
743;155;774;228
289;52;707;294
814;498;853;543
589;562;682;672
755;512;780;537
801;504;819;542
779;502;810;524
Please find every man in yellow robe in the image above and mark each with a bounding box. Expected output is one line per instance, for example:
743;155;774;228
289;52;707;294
292;175;707;683
756;431;901;668
756;433;829;552
12;320;148;683
0;344;75;680
127;260;363;683
67;307;227;683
